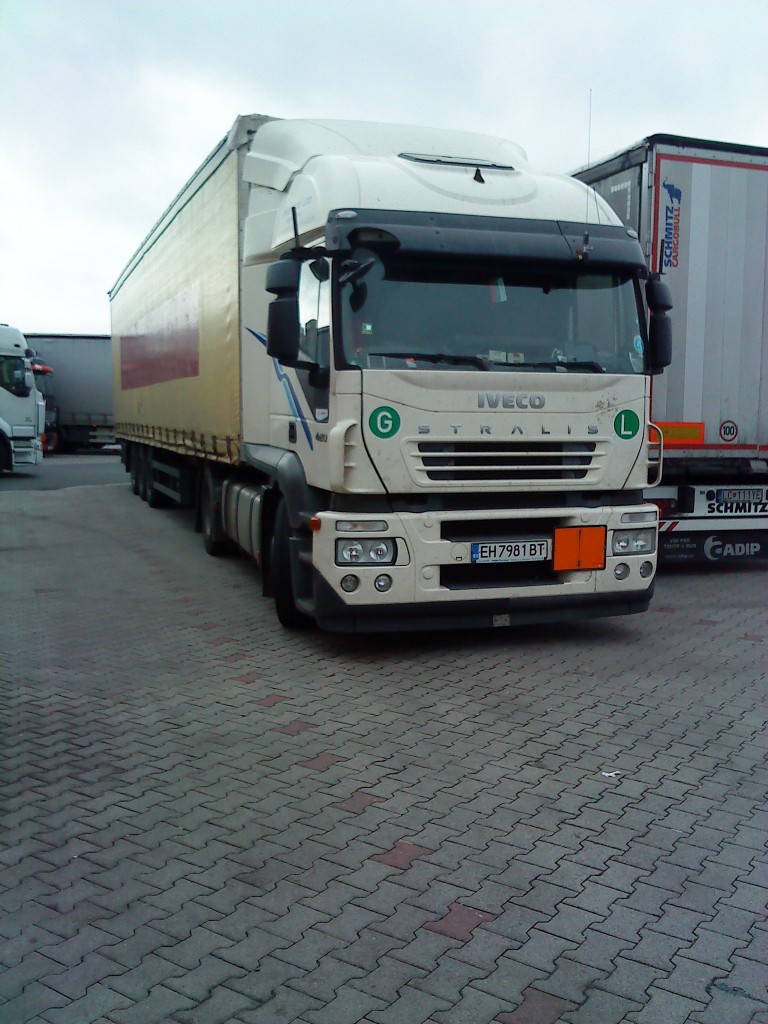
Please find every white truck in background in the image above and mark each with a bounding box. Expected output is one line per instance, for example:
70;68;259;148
25;334;115;452
0;324;45;472
574;135;768;564
110;115;672;633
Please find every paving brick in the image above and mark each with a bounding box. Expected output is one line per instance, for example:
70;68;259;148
0;952;68;1000
534;955;609;1004
623;929;692;971
625;986;707;1022
371;840;432;870
171;984;255;1023
596;954;669;1000
224;954;305;1004
0;980;70;1022
366;984;453;1023
431;985;517;1023
566;929;635;972
689;987;768;1024
108;983;196;1023
561;988;643;1024
423;903;496;941
473;954;548;1005
300;986;386;1024
40;982;133;1024
513;927;580;972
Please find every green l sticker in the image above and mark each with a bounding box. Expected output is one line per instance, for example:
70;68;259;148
614;410;640;439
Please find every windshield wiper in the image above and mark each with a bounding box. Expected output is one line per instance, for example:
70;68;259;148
504;360;604;373
366;351;490;370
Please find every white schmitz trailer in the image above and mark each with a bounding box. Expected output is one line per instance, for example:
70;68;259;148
110;116;672;632
574;135;768;564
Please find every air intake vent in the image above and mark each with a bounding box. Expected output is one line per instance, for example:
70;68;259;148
412;440;599;484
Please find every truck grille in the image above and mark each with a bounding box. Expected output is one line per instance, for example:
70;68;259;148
409;439;602;485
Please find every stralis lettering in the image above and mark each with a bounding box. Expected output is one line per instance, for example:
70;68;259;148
478;392;546;409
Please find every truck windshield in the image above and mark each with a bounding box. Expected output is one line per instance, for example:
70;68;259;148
0;355;30;396
339;250;646;374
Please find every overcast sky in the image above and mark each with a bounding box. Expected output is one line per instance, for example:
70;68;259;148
1;0;766;335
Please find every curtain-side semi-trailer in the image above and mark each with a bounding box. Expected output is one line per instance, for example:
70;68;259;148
574;135;768;564
25;334;115;452
110;115;672;632
0;324;45;472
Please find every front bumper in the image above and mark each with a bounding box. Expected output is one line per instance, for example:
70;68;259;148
12;438;43;467
313;575;654;633
307;504;658;631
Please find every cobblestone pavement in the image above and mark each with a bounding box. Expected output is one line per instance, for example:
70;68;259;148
1;477;767;1024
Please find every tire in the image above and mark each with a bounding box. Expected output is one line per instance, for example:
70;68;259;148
201;467;229;556
138;445;149;501
129;445;141;495
271;500;309;628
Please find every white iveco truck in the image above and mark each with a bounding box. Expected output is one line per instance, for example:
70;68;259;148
0;324;45;472
110;116;672;632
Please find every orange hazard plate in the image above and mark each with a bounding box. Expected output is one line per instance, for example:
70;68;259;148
553;526;607;571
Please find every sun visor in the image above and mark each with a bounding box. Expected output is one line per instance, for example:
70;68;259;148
325;209;645;267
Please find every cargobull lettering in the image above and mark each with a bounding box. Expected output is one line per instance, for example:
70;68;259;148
662;180;681;270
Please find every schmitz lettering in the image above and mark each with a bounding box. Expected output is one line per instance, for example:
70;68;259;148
706;501;768;515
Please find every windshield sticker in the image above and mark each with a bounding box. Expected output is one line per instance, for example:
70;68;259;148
489;277;507;303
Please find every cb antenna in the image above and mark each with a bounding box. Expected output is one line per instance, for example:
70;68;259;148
291;206;300;249
579;88;594;259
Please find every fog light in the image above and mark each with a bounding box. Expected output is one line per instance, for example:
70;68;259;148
374;574;392;593
614;563;630;580
640;561;654;578
340;574;359;593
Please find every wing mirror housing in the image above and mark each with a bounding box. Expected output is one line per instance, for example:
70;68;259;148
266;258;301;364
645;275;673;374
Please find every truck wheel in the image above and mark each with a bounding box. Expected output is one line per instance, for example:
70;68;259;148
201;467;229;556
138;446;149;501
129;445;141;495
272;500;309;628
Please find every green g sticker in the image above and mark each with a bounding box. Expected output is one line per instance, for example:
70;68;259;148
369;406;401;439
614;410;640;439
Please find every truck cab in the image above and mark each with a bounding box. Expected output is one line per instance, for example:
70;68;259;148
0;324;45;472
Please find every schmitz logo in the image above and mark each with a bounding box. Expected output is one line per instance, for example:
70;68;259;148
704;536;761;560
662;180;682;270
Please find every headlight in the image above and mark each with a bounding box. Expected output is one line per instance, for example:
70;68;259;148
336;537;396;565
612;528;656;555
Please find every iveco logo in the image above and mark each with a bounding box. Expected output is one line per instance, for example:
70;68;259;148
478;392;546;409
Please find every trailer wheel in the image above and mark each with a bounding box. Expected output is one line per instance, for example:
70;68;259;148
145;449;168;509
201;467;229;556
272;500;309;628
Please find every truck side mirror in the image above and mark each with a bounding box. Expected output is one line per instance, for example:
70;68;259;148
266;258;301;364
648;312;672;374
646;276;672;312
